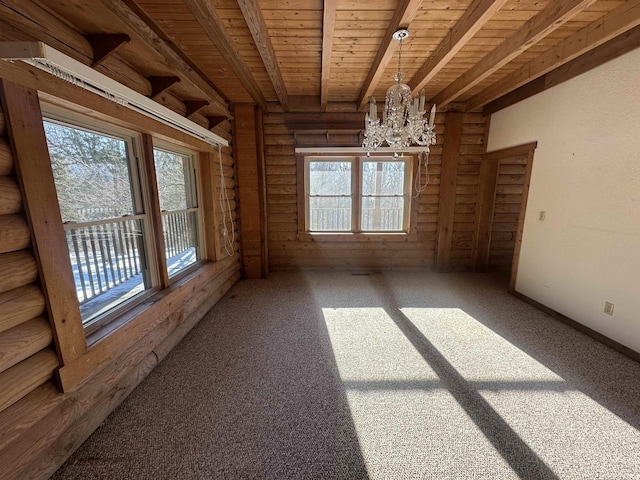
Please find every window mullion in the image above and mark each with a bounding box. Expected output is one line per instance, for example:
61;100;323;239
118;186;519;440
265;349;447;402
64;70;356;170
353;157;360;232
130;138;158;293
140;134;168;289
129;149;145;216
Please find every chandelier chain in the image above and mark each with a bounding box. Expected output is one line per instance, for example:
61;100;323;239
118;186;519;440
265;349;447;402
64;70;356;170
397;35;403;74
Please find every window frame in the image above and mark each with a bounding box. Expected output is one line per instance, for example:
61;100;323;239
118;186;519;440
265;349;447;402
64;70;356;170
300;154;418;240
151;140;205;283
359;156;412;233
42;106;161;334
304;156;356;232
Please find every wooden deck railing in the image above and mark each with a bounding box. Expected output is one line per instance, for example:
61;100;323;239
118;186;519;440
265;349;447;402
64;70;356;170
64;210;199;307
309;207;351;231
161;209;198;259
309;206;403;231
64;216;145;304
362;207;403;231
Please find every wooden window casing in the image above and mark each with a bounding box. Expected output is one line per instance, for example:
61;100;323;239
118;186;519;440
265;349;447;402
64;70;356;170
40;103;212;338
298;155;419;241
304;156;355;232
152;143;205;282
42;110;160;335
0;67;230;395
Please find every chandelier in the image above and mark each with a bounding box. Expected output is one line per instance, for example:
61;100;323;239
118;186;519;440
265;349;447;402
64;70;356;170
363;29;436;159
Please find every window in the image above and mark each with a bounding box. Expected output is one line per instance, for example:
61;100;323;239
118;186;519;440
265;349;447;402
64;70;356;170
307;159;353;231
361;159;408;231
44;119;154;330
305;156;412;233
153;147;201;277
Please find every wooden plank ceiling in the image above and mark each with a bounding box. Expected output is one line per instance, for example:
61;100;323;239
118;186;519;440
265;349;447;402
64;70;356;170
9;0;640;114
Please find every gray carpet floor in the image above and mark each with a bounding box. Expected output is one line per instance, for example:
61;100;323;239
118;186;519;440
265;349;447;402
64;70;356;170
52;270;640;479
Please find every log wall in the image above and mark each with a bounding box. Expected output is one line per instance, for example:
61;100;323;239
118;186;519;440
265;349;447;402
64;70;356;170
0;62;240;480
0;107;59;415
263;111;486;270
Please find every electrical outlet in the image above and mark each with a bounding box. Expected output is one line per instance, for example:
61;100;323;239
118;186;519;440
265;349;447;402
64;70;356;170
604;302;615;316
539;211;546;221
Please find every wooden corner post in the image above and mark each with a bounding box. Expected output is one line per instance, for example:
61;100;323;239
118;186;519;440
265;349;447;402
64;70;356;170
232;103;268;279
433;111;463;272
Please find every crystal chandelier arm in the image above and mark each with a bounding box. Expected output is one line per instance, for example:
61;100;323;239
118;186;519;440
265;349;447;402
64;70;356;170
362;28;437;169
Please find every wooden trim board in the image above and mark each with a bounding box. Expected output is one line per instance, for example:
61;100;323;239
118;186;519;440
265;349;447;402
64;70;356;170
434;112;463;272
509;146;536;292
471;141;536;278
140;134;169;289
0;79;86;365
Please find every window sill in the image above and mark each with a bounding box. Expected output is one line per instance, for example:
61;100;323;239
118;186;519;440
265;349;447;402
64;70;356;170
85;259;208;347
58;260;224;392
297;232;418;242
167;258;208;286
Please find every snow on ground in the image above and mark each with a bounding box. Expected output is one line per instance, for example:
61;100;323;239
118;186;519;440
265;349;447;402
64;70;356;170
74;248;196;323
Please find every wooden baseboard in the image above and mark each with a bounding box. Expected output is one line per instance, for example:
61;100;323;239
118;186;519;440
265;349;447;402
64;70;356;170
511;290;640;363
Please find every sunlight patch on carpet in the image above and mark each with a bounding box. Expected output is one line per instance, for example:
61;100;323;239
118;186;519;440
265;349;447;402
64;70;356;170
323;307;517;479
401;307;640;479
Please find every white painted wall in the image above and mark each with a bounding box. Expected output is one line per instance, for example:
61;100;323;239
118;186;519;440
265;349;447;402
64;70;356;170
487;47;640;353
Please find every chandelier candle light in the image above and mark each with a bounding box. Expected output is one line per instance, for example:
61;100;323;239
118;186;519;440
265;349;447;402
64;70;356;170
363;29;437;164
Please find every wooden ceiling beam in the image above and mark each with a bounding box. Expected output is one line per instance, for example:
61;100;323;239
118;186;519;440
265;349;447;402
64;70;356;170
288;95;321;112
147;76;180;99
92;0;230;117
407;0;508;94
1;0;92;62
356;0;424;111
183;0;268;112
432;0;598;107
86;33;130;67
284;121;364;132
237;0;289;111
483;25;640;115
1;1;171;102
467;0;640;111
321;0;338;111
184;100;209;117
281;111;365;126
